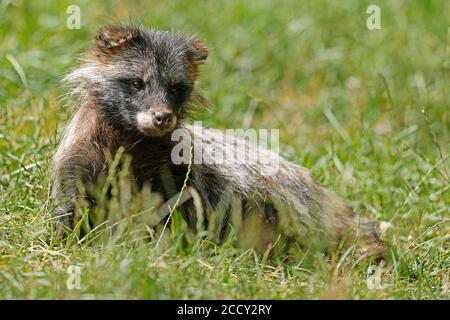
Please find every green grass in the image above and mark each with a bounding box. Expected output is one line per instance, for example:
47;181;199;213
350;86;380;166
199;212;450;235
0;0;449;299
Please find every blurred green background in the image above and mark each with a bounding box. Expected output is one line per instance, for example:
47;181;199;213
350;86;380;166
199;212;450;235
0;0;448;299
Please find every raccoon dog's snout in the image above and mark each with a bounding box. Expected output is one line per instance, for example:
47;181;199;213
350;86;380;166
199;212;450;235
152;110;174;128
136;107;177;137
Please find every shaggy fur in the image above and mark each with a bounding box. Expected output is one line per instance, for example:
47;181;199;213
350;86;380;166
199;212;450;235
51;24;384;258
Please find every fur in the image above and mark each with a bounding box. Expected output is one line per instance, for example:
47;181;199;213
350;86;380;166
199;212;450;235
51;24;384;258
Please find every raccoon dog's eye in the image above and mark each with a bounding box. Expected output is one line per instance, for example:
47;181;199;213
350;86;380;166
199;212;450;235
129;79;144;91
169;83;187;94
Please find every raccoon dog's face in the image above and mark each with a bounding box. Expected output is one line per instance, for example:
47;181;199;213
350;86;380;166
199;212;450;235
68;25;208;137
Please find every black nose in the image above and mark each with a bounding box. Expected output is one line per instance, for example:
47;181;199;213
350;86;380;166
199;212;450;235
152;111;173;128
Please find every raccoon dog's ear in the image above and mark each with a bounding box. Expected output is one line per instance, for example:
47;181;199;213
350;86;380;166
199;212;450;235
189;39;208;64
95;25;139;53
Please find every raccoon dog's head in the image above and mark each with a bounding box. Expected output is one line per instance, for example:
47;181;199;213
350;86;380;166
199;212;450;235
66;24;208;137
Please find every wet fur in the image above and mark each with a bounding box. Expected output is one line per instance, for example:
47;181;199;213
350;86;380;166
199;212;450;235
52;24;384;257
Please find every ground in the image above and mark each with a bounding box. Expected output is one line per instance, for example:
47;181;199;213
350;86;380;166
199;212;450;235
0;0;449;299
